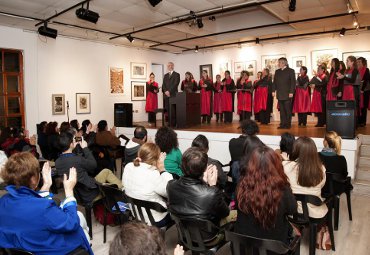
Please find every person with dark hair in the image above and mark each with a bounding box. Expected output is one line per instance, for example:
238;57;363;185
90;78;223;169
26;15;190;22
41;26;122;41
37;121;48;158
253;71;263;122
221;70;235;123
155;127;182;178
45;121;59;161
293;66;310;126
213;74;223;122
276;132;296;161
81;119;97;146
181;71;197;93
357;57;370;126
337;56;359;102
326;58;341;100
198;70;213;124
167;147;230;241
59;121;71;133
70;119;80;132
191;134;227;188
0;152;93;255
124;126;148;166
237;70;253;121
254;68;273;125
162;62;180;125
310;64;329;127
55;132;122;204
272;57;296;129
235;146;297;243
95;120;121;150
146;72;159;125
284;136;327;218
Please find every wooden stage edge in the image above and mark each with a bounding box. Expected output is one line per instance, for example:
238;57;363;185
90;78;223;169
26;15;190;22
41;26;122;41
133;120;370;139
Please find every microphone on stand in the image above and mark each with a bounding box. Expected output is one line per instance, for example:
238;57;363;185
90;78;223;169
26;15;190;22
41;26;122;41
66;101;70;122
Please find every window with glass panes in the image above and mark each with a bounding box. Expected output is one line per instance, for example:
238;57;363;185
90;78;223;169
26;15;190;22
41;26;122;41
0;49;25;128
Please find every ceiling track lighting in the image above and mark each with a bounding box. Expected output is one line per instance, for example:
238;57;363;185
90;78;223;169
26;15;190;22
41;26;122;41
76;1;100;23
353;15;359;27
126;34;134;43
209;16;216;21
347;0;354;13
38;21;58;39
148;0;162;7
339;27;346;36
196;18;204;28
289;0;296;12
255;37;260;44
195;46;199;53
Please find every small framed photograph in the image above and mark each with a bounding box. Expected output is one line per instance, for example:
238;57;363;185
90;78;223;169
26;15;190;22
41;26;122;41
110;67;124;94
234;62;245;73
245;60;257;80
131;62;147;79
131;81;147;101
76;93;91;114
199;64;213;80
52;94;65;115
292;56;306;74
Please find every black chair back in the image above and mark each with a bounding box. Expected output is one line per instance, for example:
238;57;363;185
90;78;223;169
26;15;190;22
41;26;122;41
98;184;126;214
170;213;222;253
0;248;33;255
225;230;301;255
325;172;351;195
125;195;167;226
292;194;324;222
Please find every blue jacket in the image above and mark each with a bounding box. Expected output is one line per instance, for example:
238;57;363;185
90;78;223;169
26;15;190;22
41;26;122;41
0;185;93;255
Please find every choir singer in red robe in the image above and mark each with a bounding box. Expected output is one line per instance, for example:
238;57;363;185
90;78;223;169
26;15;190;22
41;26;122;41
309;65;328;127
181;72;197;93
293;66;310;127
213;74;223;123
221;70;235;123
237;71;253;121
198;70;213;124
254;69;273;125
145;72;159;125
326;58;340;101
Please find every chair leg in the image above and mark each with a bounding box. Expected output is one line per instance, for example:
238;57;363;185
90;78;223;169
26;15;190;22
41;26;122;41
309;224;317;255
334;196;340;231
327;213;336;251
345;191;353;221
103;207;107;243
85;206;93;240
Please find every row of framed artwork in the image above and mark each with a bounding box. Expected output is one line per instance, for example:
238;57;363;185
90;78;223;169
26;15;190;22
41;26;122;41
52;93;91;115
110;62;147;95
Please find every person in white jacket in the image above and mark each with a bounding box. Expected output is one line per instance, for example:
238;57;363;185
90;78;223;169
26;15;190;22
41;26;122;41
123;142;173;227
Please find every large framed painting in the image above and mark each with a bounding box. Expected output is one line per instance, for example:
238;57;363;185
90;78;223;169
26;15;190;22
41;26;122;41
109;67;124;94
342;51;370;62
76;93;91;114
311;49;337;73
261;54;286;76
292;56;306;74
131;81;146;101
199;64;213;80
245;60;257;80
219;61;231;79
52;94;65;115
130;62;147;80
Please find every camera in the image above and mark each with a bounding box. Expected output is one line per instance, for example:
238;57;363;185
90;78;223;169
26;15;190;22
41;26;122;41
74;136;82;142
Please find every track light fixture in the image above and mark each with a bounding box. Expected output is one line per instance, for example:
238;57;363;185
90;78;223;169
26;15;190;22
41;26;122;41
38;22;58;39
195;46;199;53
347;1;353;13
339;27;346;36
289;0;296;12
353;15;359;27
76;1;100;23
148;0;162;7
209;16;216;21
197;18;204;28
126;34;134;43
255;38;260;44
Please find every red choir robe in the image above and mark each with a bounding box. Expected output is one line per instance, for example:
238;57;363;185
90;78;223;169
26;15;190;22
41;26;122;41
254;76;271;113
293;75;310;113
199;78;213;116
221;78;235;112
237;79;253;113
213;81;223;114
342;68;357;101
310;73;327;113
145;81;158;112
326;72;339;101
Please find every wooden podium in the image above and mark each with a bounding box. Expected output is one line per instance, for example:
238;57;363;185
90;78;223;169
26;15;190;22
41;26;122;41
169;92;201;128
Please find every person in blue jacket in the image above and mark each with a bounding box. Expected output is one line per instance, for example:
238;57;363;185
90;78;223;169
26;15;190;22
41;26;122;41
0;152;93;255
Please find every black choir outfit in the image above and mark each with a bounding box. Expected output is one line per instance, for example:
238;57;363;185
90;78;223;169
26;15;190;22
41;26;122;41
292;75;310;126
221;77;235;123
309;73;328;127
181;79;197;93
213;81;223;122
145;81;159;123
254;76;273;124
198;77;214;124
237;78;253;121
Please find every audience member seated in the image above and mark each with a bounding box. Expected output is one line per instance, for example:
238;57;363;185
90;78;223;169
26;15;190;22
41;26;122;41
283;136;328;218
191;134;227;188
37;121;48;158
0;152;93;255
123;143;173;227
59;121;71;133
1;128;38;157
124;126;147;166
70;119;80;133
109;221;184;255
0;127;11;146
155;127;183;178
0;150;7;184
275;132;296;161
167;147;230;241
95;120;120;150
81;119;97;146
55;131;122;204
319;131;352;194
45;121;60;161
235;145;297;244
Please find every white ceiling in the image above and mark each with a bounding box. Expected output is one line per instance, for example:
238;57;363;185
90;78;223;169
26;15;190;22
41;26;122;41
0;0;369;53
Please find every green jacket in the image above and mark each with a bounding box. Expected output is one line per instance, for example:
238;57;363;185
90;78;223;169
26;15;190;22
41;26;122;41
164;148;183;177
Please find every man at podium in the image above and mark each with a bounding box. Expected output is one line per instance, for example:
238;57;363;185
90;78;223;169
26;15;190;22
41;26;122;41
162;62;180;124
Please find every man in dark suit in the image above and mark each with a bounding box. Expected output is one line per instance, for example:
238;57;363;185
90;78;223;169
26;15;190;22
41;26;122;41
272;57;296;129
162;62;180;124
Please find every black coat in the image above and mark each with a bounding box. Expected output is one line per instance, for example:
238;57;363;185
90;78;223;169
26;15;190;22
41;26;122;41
273;67;296;100
162;71;180;97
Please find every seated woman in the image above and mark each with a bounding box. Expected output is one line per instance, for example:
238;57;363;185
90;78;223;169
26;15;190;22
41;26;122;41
155;127;182;178
123;143;173;228
95;120;121;149
275;132;296;161
235;146;297;244
283;136;328;219
319;131;352;194
0;152;92;255
81;119;97;146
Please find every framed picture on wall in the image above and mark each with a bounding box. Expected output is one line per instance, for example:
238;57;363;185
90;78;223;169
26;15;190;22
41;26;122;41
311;49;337;73
131;62;147;79
109;67;124;94
261;54;286;76
199;64;213;80
292;56;306;74
131;81;146;101
52;94;65;115
76;93;91;114
234;62;245;73
342;51;370;62
245;60;257;80
219;61;232;79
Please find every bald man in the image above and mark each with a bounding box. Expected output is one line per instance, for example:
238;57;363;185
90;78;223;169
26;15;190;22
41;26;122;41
162;62;180;122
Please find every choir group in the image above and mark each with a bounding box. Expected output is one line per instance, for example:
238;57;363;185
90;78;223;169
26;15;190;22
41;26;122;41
145;56;370;129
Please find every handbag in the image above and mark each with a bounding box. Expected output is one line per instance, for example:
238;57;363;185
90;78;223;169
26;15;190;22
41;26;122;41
316;225;332;250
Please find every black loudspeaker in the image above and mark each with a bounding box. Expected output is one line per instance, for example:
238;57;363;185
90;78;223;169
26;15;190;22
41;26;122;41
114;103;133;127
326;100;356;139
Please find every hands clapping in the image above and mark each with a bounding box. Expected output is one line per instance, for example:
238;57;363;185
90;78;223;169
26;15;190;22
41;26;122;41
202;164;218;186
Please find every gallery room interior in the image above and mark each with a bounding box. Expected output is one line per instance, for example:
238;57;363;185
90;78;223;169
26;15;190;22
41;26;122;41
0;0;370;254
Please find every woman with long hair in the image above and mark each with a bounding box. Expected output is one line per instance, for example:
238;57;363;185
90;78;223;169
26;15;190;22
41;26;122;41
235;146;297;243
253;71;262;122
145;72;159;125
181;72;197;93
357;57;370;126
237;70;253;121
293;66;310;126
198;70;213;124
213;74;223;123
284;136;327;218
221;70;235;123
276;132;296;161
326;58;340;100
310;65;329;127
254;69;273;125
337;56;359;101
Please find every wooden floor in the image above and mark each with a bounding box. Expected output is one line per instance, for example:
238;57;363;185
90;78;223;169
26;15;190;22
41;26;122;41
134;120;370;138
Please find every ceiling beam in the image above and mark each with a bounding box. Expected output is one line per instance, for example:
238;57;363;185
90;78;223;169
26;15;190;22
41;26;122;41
150;11;358;48
109;0;283;40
